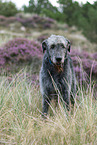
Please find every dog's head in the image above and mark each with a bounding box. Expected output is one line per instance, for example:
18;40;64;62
42;35;71;66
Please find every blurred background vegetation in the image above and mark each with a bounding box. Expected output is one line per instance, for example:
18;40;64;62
23;0;97;43
0;0;97;43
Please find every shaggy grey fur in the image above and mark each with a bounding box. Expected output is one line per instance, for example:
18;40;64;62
40;35;76;116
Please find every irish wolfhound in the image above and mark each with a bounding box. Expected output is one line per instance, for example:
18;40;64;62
40;35;76;116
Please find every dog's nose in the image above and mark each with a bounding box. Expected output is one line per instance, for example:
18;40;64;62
56;57;62;62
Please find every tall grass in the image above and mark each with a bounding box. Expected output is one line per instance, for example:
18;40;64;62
0;70;97;145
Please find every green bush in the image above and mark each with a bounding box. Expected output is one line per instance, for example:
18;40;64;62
41;8;66;22
0;0;18;17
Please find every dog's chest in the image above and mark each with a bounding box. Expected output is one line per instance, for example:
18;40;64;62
49;71;66;87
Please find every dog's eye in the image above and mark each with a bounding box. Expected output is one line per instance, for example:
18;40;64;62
51;44;55;49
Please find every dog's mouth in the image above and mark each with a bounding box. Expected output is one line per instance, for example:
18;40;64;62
56;62;62;66
54;63;64;72
55;61;64;67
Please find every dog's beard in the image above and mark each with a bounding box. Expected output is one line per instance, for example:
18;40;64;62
49;58;64;73
54;63;63;73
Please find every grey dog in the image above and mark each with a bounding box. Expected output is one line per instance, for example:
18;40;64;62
40;35;76;116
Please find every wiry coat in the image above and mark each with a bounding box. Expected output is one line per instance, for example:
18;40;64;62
40;35;76;115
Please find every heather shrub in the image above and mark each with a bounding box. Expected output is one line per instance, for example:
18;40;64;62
0;38;42;73
71;50;97;95
16;15;55;29
0;15;16;26
0;14;55;29
71;50;97;77
0;15;8;26
0;15;6;21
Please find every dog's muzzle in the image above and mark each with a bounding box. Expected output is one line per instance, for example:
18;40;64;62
55;57;63;66
54;57;64;72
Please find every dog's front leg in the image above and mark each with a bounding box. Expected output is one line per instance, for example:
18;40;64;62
42;95;51;116
62;90;70;111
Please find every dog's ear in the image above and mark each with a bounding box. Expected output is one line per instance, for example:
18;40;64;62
67;40;71;52
42;40;48;53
